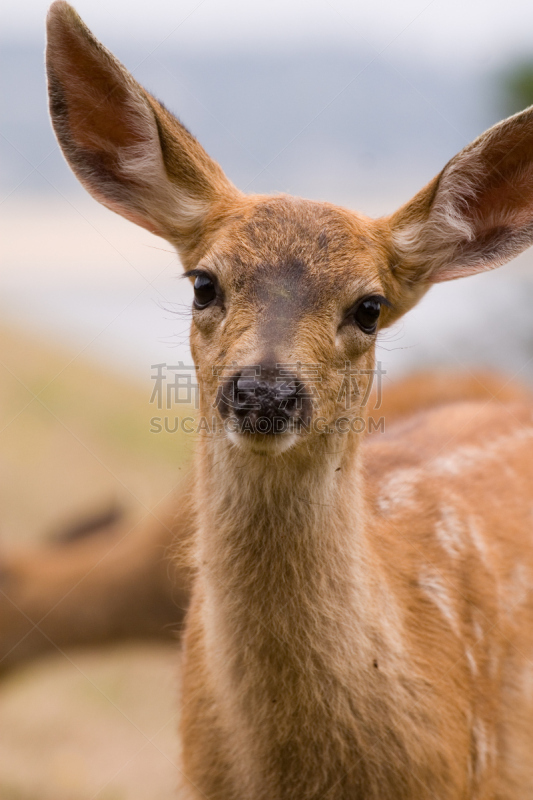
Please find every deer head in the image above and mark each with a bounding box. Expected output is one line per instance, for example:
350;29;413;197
47;1;533;458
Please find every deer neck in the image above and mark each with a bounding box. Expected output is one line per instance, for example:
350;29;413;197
195;430;397;667
192;430;408;798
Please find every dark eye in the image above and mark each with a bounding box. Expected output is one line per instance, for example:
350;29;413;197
352;296;384;334
193;273;217;308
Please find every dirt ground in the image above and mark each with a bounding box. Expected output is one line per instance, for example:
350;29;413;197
0;323;191;799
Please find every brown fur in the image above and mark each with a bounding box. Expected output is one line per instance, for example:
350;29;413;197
31;2;533;796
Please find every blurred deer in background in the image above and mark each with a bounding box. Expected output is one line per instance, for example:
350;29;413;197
5;2;533;797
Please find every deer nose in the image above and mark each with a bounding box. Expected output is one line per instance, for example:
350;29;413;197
220;366;309;433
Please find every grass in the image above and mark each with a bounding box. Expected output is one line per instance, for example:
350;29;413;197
0;322;193;546
0;324;190;799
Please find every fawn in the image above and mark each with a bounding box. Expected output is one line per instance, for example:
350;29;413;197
42;2;533;797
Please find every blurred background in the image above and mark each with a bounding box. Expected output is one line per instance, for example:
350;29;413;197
3;0;533;797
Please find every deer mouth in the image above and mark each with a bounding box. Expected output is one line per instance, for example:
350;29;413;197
225;424;300;456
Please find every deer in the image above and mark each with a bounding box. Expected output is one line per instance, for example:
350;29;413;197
11;2;533;797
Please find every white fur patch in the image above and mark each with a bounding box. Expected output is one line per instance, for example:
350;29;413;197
377;469;418;514
472;620;484;643
467;516;491;569
378;427;533;515
502;563;531;616
226;429;298;456
521;659;533;704
472;718;489;780
434;503;465;559
465;648;478;677
418;569;461;638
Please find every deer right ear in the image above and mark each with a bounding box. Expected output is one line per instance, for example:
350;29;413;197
46;1;240;260
385;105;533;315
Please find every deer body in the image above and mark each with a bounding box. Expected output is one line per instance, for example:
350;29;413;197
45;4;533;797
179;396;533;800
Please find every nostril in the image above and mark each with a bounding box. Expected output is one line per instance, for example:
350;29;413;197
236;376;261;410
284;396;297;412
236;377;257;394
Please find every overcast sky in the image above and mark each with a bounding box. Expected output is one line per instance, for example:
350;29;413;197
3;0;533;67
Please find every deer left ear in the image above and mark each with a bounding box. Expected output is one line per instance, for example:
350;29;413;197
388;106;533;293
46;2;240;264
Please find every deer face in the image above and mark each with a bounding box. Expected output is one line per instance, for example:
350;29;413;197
187;196;391;454
46;3;533;457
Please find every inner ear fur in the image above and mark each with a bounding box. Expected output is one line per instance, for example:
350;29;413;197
386;105;533;294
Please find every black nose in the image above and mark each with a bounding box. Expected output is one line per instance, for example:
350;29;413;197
219;365;310;434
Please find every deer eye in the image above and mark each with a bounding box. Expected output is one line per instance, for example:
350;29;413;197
354;297;381;333
345;295;389;334
193;273;217;308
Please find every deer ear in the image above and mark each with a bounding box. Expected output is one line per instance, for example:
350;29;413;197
388;106;533;292
46;1;239;258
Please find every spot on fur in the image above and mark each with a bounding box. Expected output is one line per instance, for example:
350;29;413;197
418;569;461;638
434;503;465;559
